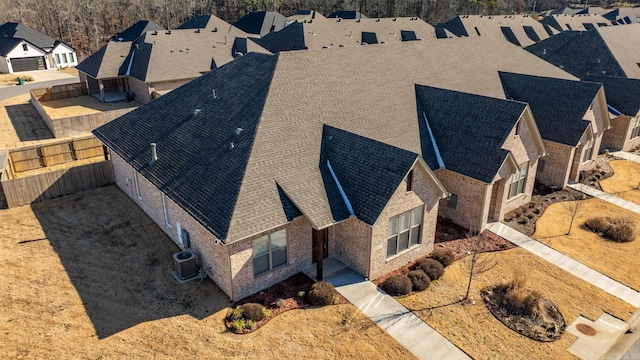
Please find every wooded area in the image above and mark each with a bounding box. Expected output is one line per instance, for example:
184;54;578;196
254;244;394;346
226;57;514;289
0;0;621;59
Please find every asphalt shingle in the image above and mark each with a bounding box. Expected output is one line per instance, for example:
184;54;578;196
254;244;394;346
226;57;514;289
582;74;640;116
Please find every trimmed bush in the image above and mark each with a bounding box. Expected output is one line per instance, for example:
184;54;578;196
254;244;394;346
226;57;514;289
275;298;286;308
585;216;611;234
416;258;444;280
526;212;535;219
382;274;412;296
518;217;529;225
242;303;267;322
407;270;431;291
431;248;455;267
307;281;338;306
607;218;637;242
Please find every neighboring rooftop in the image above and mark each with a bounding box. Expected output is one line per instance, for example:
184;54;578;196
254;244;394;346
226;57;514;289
232;11;288;37
499;71;602;145
94;37;575;243
582;75;640;116
539;13;611;32
416;85;527;183
437;14;549;46
525;24;640;79
603;7;640;24
110;20;165;42
327;10;368;19
0;22;57;50
575;7;609;15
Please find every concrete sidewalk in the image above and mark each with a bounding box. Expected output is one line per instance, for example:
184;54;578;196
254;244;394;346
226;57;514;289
329;270;470;360
567;183;640;215
612;151;640;163
487;222;640;308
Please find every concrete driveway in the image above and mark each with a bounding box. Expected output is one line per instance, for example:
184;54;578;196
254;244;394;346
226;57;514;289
0;70;79;101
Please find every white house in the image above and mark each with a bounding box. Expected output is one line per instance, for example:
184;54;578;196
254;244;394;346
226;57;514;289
0;22;77;73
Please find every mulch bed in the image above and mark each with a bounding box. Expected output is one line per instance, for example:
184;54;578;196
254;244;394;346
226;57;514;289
224;273;347;334
481;286;566;342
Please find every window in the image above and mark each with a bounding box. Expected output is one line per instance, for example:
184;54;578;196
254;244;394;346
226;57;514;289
134;171;141;199
253;229;287;276
22;44;28;51
406;170;413;192
55;54;61;64
62;53;68;63
387;206;423;257
582;135;595;162
162;194;171;227
69;53;74;62
631;117;640;139
508;162;529;198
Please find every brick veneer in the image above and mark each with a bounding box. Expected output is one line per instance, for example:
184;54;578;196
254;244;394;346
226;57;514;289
602;114;640;152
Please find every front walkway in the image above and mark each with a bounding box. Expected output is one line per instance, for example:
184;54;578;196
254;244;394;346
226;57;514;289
487;222;640;308
328;270;470;360
611;151;640;163
567;183;640;215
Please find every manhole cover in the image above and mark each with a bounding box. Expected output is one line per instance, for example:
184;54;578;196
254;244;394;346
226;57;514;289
576;323;596;336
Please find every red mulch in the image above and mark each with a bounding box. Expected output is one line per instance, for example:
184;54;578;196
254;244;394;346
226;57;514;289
224;273;347;334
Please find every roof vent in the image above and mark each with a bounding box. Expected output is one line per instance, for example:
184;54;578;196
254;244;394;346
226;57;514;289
166;30;172;34
149;143;158;165
234;127;244;135
192;108;201;115
543;48;546;55
229;142;235;149
212;27;218;32
212;89;218;99
195;29;201;33
393;17;397;21
152;31;158;35
337;17;342;22
339;44;345;47
309;19;313;23
356;19;361;23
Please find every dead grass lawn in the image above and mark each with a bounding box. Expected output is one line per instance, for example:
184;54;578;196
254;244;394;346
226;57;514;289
0;186;413;359
39;96;139;118
58;67;79;76
600;160;640;205
398;248;635;360
0;94;56;149
532;198;640;291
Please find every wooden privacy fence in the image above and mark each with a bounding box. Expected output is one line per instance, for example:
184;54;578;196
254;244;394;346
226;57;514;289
8;136;106;174
1;160;114;208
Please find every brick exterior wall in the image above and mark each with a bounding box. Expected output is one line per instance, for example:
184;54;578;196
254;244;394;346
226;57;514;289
127;76;152;104
602;114;640;152
367;166;440;279
537;140;573;188
437;169;490;231
110;152;233;298
150;79;194;94
228;216;312;301
332;217;371;277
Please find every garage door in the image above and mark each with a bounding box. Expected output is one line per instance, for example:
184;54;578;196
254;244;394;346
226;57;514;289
11;56;45;72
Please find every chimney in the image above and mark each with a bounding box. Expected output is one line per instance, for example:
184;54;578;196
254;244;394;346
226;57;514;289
150;143;158;164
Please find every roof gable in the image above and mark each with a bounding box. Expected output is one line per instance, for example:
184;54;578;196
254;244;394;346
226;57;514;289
499;72;601;145
112;20;164;42
525;29;626;78
320;125;419;225
233;12;287;36
0;37;23;56
0;22;55;49
415;84;526;183
582;74;640;116
77;41;131;78
250;21;306;52
93;53;278;241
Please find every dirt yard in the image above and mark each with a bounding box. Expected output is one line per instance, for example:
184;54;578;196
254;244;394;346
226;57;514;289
600;160;640;205
398;247;636;360
0;186;414;359
0;94;55;149
39;95;139;118
532;198;640;291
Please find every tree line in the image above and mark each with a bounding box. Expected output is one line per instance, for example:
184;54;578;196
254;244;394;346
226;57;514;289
0;0;613;59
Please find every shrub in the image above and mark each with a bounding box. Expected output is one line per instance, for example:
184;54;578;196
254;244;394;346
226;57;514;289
526;212;535;219
407;270;431;291
607;218;637;242
518;217;529;225
307;281;338;306
514;209;524;217
499;270;541;316
228;306;243;321
242;303;267;322
275;298;286;308
532;208;541;215
585;216;610;234
245;319;257;331
297;291;306;298
504;212;515;222
438;233;448;241
382;274;412;296
416;258;444;280
447;227;459;235
431;248;455;267
231;319;246;332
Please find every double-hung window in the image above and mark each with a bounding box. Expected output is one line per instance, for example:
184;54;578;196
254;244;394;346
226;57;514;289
508;162;529;198
55;54;61;65
582;135;595;162
62;53;68;63
387;206;423;257
253;229;287;276
69;53;75;62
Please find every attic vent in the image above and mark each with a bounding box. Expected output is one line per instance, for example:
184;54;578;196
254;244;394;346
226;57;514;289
152;31;158;35
234;127;244;135
212;27;218;32
149;143;158;165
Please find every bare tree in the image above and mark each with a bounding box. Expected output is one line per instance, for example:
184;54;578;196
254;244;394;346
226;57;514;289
461;230;498;304
563;196;586;236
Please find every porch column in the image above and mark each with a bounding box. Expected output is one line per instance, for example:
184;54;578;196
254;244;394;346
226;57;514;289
313;229;324;281
98;79;105;103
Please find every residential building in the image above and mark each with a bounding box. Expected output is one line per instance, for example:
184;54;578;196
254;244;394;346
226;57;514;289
499;72;610;188
539;14;611;32
0;22;77;73
437;15;550;47
93;37;576;300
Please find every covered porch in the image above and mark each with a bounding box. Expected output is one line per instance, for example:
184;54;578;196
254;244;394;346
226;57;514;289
86;76;129;103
